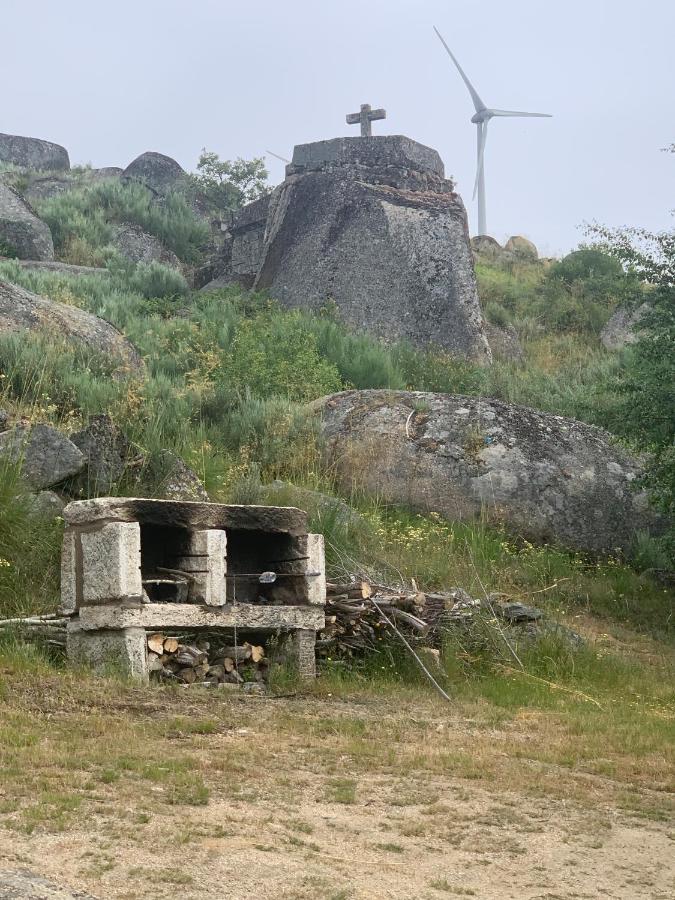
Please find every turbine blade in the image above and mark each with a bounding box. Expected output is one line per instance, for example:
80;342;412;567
473;122;488;201
433;26;486;113
486;109;552;118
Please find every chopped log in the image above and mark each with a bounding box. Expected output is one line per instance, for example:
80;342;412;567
163;637;179;653
250;645;265;663
147;633;166;655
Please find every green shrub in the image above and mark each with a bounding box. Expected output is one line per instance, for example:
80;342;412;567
36;180;208;265
0;462;62;618
213;311;343;403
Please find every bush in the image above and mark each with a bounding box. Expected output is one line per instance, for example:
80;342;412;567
0;462;62;618
36;180;209;265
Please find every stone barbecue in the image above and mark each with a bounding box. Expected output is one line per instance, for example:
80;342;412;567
61;498;325;681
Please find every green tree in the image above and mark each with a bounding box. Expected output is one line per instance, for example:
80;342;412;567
589;220;675;561
189;150;270;212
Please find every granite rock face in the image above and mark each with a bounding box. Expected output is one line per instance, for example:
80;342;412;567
0;133;70;171
0;183;54;260
214;135;490;362
315;389;658;554
123;151;185;195
483;322;524;362
0;280;143;372
0;424;85;490
69;415;133;496
110;223;183;271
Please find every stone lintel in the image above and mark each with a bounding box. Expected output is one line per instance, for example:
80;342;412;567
76;602;325;632
288;136;444;178
62;497;308;536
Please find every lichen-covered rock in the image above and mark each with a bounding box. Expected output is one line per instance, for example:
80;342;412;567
600;303;649;350
143;450;209;501
123;151;185;195
504;235;538;259
0;279;143;372
0;133;70;171
69;415;133;496
250;136;490;362
0;183;54;260
23;176;73;203
470;234;503;261
26;490;66;519
110;223;182;271
0;424;85;490
315;389;658;554
484;322;524;362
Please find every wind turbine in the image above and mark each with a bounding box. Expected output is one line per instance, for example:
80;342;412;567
433;26;551;236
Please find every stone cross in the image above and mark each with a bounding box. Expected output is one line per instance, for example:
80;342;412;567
346;103;386;137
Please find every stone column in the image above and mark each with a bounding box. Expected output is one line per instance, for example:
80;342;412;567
176;528;227;606
281;628;317;680
67;623;148;680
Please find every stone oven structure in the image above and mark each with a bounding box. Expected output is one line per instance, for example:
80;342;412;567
61;498;325;681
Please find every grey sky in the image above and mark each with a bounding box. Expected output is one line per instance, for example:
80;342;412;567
3;0;673;254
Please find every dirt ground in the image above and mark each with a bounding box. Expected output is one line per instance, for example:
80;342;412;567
0;681;673;900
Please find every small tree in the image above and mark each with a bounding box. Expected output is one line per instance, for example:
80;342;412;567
190;150;270;212
588;215;675;562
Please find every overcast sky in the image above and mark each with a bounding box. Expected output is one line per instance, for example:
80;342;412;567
3;0;673;254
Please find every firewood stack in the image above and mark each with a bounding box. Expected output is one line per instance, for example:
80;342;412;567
146;633;267;686
318;578;456;658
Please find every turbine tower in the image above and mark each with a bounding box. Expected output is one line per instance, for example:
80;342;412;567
433;26;551;236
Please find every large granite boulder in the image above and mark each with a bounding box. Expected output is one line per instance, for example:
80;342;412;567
110;223;182;271
0;279;143;372
0;133;70;171
0;424;85;490
123;151;185;195
504;235;538;259
471;234;503;262
69;414;133;496
233;136;490;362
315;390;657;554
600;303;649;350
0;183;54;260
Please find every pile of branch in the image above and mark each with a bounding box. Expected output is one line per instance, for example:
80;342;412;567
318;579;457;657
0;614;68;647
147;633;267;687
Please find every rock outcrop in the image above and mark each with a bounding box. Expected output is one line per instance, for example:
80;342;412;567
123;151;185;195
69;414;133;496
110;223;182;271
0;132;70;171
315;390;657;554
0;424;85;490
213;136;491;362
600;303;649;350
0;279;143;371
0;182;54;260
483;323;524;362
471;234;540;264
504;235;538;259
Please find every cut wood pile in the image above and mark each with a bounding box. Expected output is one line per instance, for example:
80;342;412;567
317;577;548;658
146;633;268;688
318;578;451;658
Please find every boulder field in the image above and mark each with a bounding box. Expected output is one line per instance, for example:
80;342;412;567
315;390;658;554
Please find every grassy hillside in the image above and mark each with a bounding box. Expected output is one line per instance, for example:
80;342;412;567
0;246;670;639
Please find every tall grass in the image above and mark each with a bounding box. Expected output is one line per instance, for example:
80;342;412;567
36;179;209;264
